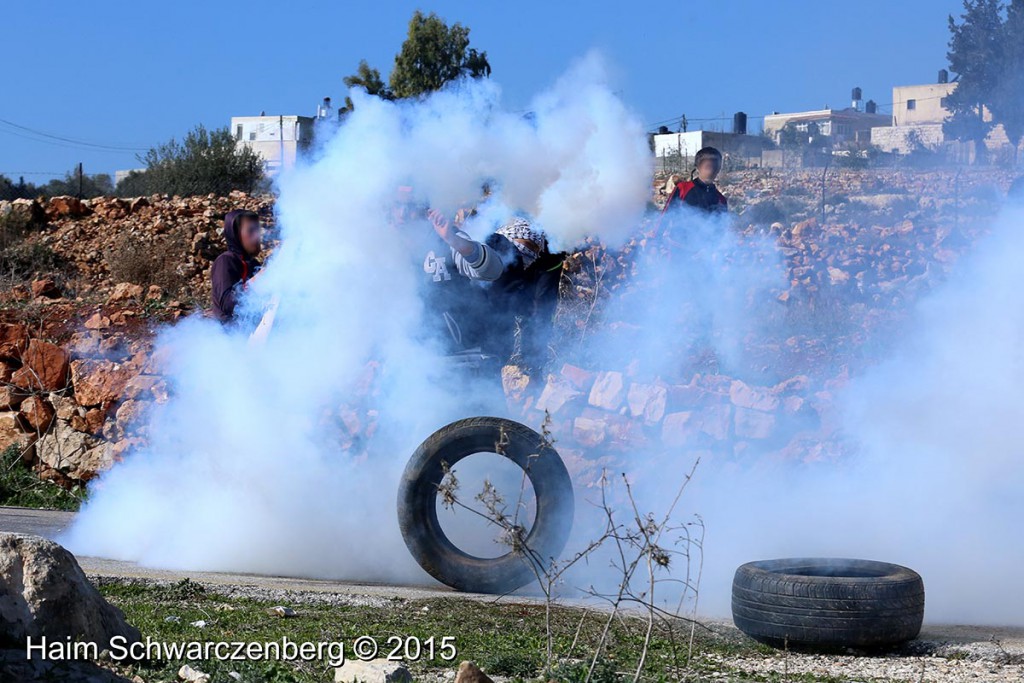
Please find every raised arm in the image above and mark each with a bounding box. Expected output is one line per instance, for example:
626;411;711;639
428;209;503;281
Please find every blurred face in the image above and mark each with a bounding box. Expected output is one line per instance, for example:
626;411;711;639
238;217;262;256
697;156;722;183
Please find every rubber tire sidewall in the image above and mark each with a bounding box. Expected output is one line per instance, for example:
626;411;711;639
732;558;925;649
398;417;575;594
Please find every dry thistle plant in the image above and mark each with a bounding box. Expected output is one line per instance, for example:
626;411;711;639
436;411;710;681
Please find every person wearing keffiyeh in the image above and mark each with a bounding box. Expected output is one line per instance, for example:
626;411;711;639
421;209;564;373
486;216;565;372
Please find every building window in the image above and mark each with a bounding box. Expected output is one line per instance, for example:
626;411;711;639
235;125;243;141
249;132;256;141
907;99;917;111
940;97;949;108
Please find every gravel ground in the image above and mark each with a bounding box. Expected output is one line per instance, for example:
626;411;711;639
702;620;1024;683
709;650;1023;683
94;576;1024;683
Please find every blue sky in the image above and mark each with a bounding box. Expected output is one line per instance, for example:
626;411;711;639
2;0;964;178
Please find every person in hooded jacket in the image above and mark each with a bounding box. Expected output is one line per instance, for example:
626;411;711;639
210;209;262;323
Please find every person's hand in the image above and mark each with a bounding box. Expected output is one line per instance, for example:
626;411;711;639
428;209;453;242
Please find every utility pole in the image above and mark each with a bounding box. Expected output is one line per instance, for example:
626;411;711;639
77;162;83;198
279;115;284;174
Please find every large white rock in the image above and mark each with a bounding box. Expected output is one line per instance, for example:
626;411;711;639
0;532;140;648
334;658;412;683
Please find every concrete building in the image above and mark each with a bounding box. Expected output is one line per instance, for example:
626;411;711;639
763;107;891;145
891;82;956;127
651;130;769;173
871;78;1014;157
231;115;315;176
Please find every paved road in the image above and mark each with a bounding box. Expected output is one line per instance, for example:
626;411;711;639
0;506;469;601
2;506;1022;657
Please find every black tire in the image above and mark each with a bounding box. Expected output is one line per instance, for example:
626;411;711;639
397;417;574;594
732;558;925;649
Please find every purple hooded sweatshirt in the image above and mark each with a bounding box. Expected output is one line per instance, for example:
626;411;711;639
210;210;260;323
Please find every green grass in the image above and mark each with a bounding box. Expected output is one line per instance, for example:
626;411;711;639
0;444;86;511
93;577;816;683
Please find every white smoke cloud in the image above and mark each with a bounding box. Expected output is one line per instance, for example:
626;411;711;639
60;47;1023;629
617;203;1024;626
62;53;652;583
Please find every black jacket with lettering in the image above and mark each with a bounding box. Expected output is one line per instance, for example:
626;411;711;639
420;232;563;367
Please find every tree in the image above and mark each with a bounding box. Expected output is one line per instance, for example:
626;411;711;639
0;175;39;201
990;0;1024;149
118;125;265;197
389;11;491;98
342;10;491;110
341;60;394;113
114;170;149;198
779;121;828;149
944;0;1006;147
41;170;113;199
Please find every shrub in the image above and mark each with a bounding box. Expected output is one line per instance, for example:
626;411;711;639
118;124;265;197
0;241;64;280
106;231;190;296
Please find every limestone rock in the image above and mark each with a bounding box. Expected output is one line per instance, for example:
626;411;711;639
455;661;494;683
0;532;140;648
70;359;133;407
35;419;110;481
0;323;29;360
0;412;34;459
535;378;582;415
18;396;54;433
11;340;70;392
626;382;667;423
729;379;779;412
107;282;144;304
334;659;412;683
588;371;625;411
0;386;24;410
31;278;60;299
573;416;607;448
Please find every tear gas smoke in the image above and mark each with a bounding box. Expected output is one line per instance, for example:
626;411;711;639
63;52;1023;626
600;201;1024;625
62;53;650;583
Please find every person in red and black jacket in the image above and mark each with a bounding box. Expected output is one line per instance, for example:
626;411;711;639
662;146;728;215
210;209;262;323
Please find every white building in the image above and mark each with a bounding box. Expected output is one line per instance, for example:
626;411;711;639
870;79;1015;157
762;107;891;145
231;115;316;176
651;130;768;171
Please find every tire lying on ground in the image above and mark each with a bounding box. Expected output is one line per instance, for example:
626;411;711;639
732;558;924;649
397;417;574;594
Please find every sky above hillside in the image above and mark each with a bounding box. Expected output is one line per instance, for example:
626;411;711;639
2;0;962;178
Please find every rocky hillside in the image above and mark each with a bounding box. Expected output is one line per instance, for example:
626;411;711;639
0;168;1015;489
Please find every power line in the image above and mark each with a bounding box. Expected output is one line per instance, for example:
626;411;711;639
0;171;67;177
0;117;149;153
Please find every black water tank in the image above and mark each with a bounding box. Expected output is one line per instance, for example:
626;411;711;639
733;111;748;135
938;69;949;84
866;100;877;114
852;87;863;102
